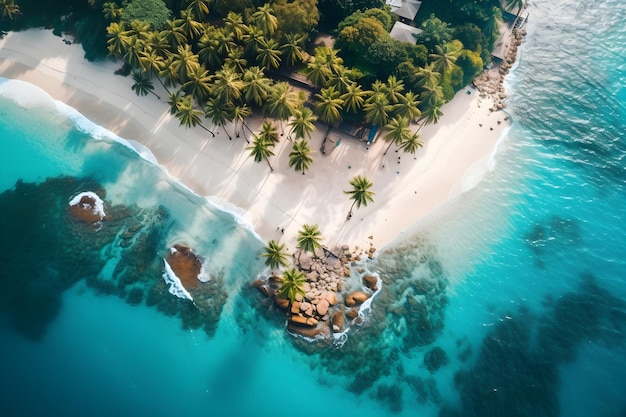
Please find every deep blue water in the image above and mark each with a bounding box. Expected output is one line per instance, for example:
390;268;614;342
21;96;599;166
1;0;625;415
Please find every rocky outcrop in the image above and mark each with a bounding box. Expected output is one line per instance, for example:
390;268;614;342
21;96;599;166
165;244;202;290
345;291;369;306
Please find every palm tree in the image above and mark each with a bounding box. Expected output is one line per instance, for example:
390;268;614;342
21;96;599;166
179;9;203;41
340;82;368;114
106;22;130;58
289;140;314;175
419;100;444;130
243;66;272;107
182;65;213;102
204;96;234;139
288;106;317;141
122;35;146;69
393;91;421;122
281;33;306;67
198;28;223;69
212;65;244;103
383;75;405;105
186;0;210;21
363;92;392;128
277;268;306;303
296;224;322;254
314;86;343;133
415;63;441;89
262;240;290;270
1;0;19;20
429;44;458;77
306;58;331;88
252;3;278;37
145;31;171;59
171;44;200;84
344;176;375;220
247;133;275;171
225;49;248;74
131;69;160;99
174;95;216;136
174;95;203;128
257;121;280;145
256;38;282;71
140;48;167;90
231;104;252;141
398;132;423;156
163;18;187;50
418;83;444;112
102;2;122;21
243;26;266;57
167;90;184;115
160;56;181;90
224;12;247;42
383;116;411;155
328;65;354;95
264;82;300;135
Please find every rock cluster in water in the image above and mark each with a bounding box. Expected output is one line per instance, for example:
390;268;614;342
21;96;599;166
0;176;229;340
252;244;379;340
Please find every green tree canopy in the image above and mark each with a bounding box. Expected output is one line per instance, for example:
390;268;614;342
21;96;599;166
416;13;452;52
273;0;319;38
120;0;171;31
262;240;290;270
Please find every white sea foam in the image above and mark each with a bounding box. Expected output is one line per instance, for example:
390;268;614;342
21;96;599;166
0;78;56;108
69;191;106;219
2;77;265;246
358;273;382;318
162;259;194;302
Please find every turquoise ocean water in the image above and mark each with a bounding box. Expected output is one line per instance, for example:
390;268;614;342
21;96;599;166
1;0;625;415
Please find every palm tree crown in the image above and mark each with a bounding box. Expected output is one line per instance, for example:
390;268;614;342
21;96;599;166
344;176;375;218
296;224;323;254
262;240;290;270
277;268;306;303
289;140;314;174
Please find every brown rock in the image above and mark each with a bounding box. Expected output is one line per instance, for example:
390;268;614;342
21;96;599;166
165;244;202;290
362;274;378;291
252;279;270;297
68;194;105;224
298;252;313;270
290;314;308;325
300;301;312;313
346;308;359;319
332;310;344;331
345;291;369;306
291;301;302;314
317;299;330;316
323;291;337;305
274;296;290;309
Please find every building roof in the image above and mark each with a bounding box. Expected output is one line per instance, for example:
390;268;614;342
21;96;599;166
385;0;422;21
389;21;422;44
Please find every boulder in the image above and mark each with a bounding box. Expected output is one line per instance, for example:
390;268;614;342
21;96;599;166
299;301;312;313
345;308;359;319
332;310;344;331
317;299;330;316
291;301;302;314
323;291;337;305
307;271;319;281
324;256;341;269
252;279;270;297
289;314;308;325
298;252;313;270
362;274;378;291
274;296;290;309
345;291;369;306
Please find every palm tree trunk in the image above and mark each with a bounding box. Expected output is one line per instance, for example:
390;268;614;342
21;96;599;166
149;90;161;100
265;157;274;172
199;123;216;137
347;200;356;220
384;139;395;155
223;125;233;140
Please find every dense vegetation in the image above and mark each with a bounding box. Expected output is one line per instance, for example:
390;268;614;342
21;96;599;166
2;0;507;172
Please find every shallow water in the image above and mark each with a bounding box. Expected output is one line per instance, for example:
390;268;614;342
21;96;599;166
1;0;626;415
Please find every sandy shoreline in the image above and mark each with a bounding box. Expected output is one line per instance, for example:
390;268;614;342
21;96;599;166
0;29;509;251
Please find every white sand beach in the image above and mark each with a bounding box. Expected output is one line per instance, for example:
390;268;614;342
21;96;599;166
0;29;508;251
